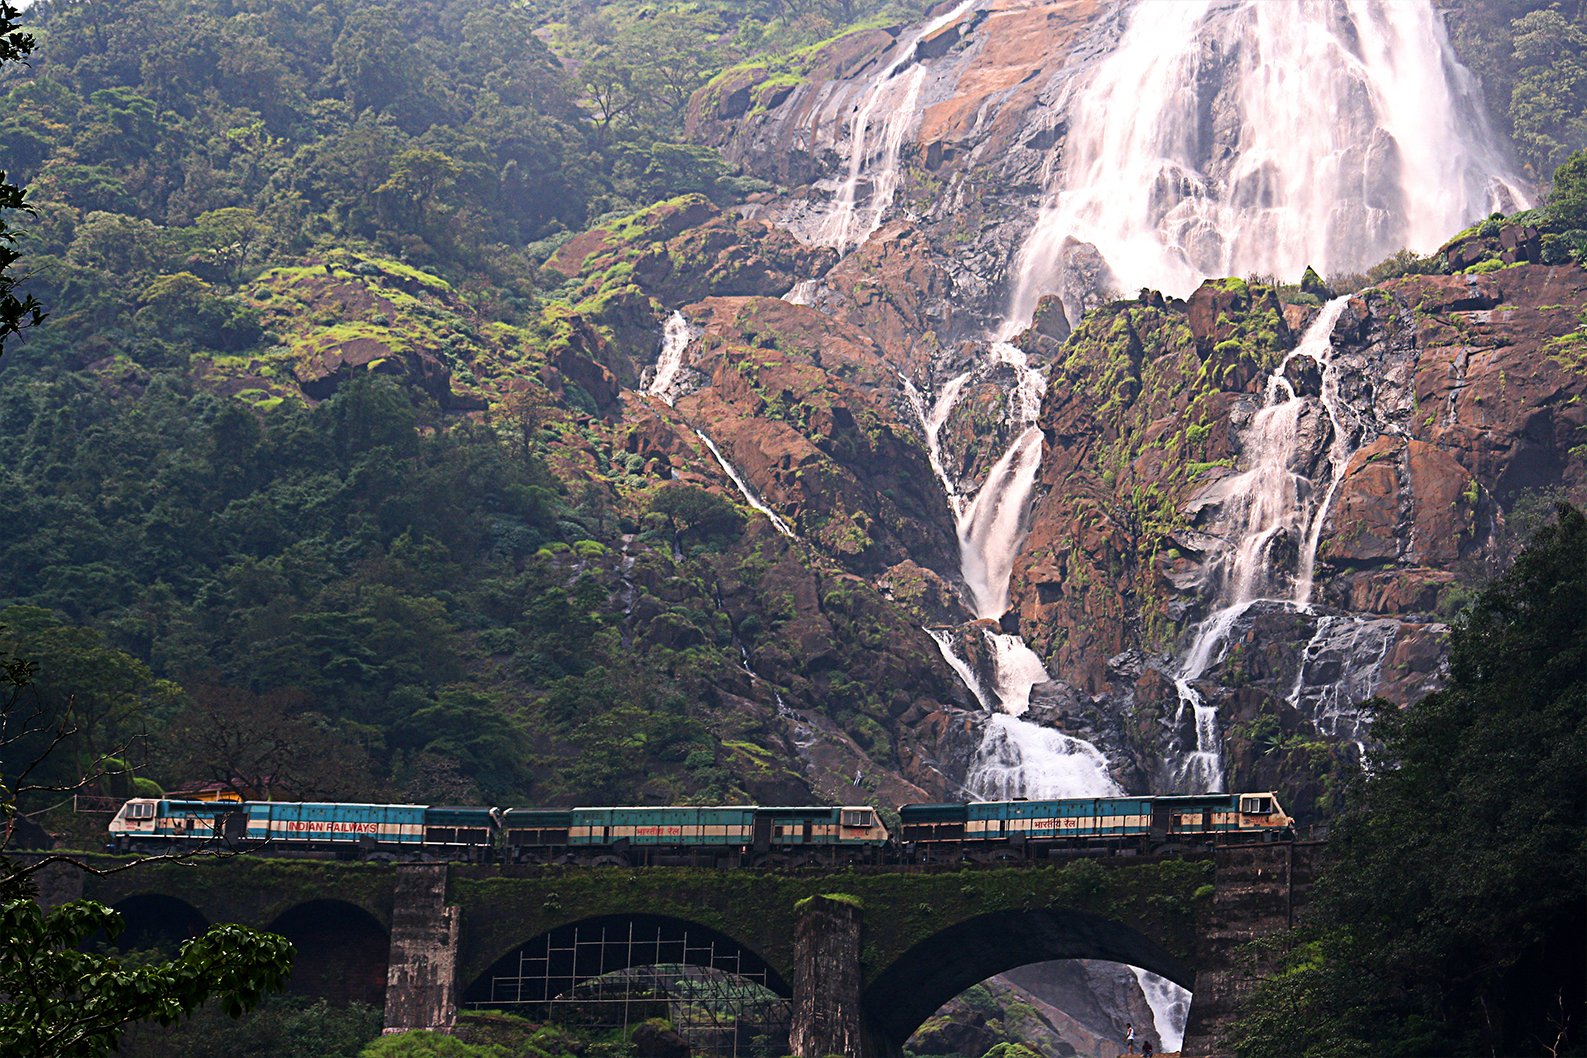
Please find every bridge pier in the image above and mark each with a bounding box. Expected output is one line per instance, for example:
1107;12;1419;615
790;894;880;1057
382;863;461;1035
1181;842;1318;1057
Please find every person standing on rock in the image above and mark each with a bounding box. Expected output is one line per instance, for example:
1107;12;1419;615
1125;1022;1136;1054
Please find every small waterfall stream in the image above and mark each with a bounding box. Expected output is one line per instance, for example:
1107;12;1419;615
814;0;979;251
1168;297;1359;790
695;430;798;539
646;310;695;406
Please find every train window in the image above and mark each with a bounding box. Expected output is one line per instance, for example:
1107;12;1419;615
1241;796;1273;815
129;803;155;820
841;808;873;828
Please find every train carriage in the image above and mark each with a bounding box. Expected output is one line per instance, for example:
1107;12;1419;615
501;804;892;866
901;792;1294;860
504;805;757;865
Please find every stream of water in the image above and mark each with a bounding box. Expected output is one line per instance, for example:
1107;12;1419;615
813;0;979;251
695;430;797;539
646;310;695;406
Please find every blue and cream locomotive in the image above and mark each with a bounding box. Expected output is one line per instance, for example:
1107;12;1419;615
899;791;1294;861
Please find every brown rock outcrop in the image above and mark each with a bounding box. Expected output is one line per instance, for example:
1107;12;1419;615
1005;266;1586;811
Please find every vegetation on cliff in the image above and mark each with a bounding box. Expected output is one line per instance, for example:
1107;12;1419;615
1231;505;1587;1058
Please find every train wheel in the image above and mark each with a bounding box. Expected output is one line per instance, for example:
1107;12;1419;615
590;854;625;868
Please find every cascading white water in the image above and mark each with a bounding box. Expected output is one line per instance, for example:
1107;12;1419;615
782;278;821;306
814;0;979;251
646;311;694;406
1169;297;1358;791
1007;0;1529;327
695;430;797;539
915;336;1122;798
1132;968;1190;1053
970;713;1119;800
871;0;1527;1042
925;627;992;710
902;371;973;518
1287;614;1398;761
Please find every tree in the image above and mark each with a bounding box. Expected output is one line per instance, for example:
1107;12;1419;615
1;640;295;1058
0;901;292;1058
1231;505;1587;1058
1546;148;1587;231
0;0;46;356
1508;9;1587;177
156;682;380;802
648;484;745;550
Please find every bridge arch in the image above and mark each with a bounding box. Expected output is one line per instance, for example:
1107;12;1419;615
863;907;1194;1048
266;899;389;1006
463;912;792;1008
108;893;208;952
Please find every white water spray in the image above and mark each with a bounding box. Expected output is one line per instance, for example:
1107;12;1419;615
782;278;821;306
1007;0;1528;326
1169;297;1362;791
1287;614;1398;762
1132;968;1190;1053
646;311;695;406
815;0;979;251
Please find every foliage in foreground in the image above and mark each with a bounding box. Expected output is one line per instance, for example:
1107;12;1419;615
118;994;382;1058
1231;505;1587;1058
0;898;292;1058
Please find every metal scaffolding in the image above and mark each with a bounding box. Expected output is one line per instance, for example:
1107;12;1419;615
471;920;791;1057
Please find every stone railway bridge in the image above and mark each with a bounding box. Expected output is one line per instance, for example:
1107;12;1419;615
39;843;1321;1057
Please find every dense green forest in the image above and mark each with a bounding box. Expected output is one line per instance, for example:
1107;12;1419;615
0;0;933;809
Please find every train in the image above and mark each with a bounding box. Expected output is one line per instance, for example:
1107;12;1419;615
107;791;1294;865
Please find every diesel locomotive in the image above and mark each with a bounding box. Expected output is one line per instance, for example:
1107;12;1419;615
107;791;1293;865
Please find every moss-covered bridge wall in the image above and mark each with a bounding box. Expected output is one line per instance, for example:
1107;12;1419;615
65;849;1301;1057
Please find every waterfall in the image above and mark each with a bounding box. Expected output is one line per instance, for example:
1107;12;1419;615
1287;614;1399;762
1132;968;1190;1053
646;311;694;406
918;333;1122;798
925;627;992;710
695;430;798;539
902;370;973;518
969;713;1119;800
814;0;979;251
1007;0;1529;327
1168;297;1360;791
782;278;821;306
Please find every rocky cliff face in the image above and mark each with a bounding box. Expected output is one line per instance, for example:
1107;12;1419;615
691;0;1116;329
664;0;1579;816
1005;264;1587;815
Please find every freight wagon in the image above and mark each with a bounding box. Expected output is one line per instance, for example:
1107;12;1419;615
899;792;1293;861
